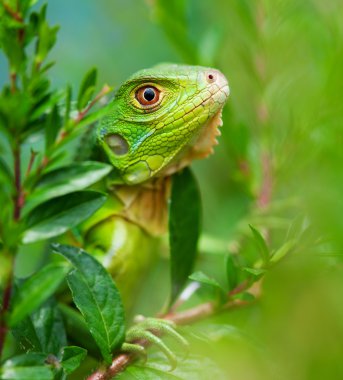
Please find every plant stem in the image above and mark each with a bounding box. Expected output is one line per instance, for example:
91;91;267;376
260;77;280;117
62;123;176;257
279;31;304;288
10;73;17;94
25;149;38;178
2;1;22;22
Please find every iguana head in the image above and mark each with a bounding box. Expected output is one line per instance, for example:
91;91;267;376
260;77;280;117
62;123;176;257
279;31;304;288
98;64;229;185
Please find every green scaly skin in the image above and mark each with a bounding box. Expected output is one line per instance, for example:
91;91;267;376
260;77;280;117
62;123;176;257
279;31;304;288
79;63;229;307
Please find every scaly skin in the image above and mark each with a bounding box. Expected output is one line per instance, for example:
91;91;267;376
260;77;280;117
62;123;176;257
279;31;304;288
80;64;229;307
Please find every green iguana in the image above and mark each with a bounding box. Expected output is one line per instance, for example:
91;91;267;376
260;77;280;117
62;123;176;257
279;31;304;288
78;63;229;306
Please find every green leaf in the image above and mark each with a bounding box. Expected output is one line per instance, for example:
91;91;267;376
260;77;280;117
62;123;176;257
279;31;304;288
77;67;97;110
22;190;107;243
0;366;53;380
0;353;53;380
270;239;297;264
0;156;13;183
12;298;67;354
225;254;239;291
243;267;266;280
189;271;226;303
59;346;87;374
169;167;201;305
9;263;70;327
35;6;59;65
24;161;112;214
249;224;270;265
189;271;221;288
52;244;125;364
45;103;61;148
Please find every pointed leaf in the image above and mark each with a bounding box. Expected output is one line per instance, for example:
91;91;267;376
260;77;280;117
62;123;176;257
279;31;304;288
9;262;70;327
77;67;97;110
225;254;239;291
189;271;226;303
52;244;125;364
12;299;67;354
24;161;112;214
169;168;201;305
270;239;297;264
59;346;87;374
45;103;61;148
249;224;270;265
22;190;107;243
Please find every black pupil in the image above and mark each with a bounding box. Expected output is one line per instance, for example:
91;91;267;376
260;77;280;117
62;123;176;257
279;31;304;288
143;88;155;101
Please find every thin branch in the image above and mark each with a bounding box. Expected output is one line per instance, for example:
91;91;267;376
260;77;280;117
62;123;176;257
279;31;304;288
2;1;23;23
25;149;38;178
10;73;17;94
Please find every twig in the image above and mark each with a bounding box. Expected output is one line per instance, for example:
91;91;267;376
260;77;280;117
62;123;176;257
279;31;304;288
86;281;259;380
10;73;17;94
2;1;23;23
25;149;38;178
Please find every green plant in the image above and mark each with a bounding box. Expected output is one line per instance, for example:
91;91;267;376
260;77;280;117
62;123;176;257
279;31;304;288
1;0;343;379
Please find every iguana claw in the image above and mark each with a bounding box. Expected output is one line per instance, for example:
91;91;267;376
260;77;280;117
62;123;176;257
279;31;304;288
122;316;189;370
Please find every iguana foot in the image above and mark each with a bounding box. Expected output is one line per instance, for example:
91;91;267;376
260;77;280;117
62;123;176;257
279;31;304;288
121;316;189;370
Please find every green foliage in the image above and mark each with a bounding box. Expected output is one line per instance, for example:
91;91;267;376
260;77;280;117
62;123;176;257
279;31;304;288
1;0;343;379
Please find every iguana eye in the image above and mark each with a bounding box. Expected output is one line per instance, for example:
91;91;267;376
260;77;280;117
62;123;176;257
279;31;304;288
135;86;160;106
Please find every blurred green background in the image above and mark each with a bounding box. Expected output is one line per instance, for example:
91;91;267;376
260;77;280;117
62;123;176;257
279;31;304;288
2;0;343;378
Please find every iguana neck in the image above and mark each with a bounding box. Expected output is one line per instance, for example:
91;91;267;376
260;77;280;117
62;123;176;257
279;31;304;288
113;176;171;237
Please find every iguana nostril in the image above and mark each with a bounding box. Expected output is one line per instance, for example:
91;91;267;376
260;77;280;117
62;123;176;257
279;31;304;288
206;72;216;83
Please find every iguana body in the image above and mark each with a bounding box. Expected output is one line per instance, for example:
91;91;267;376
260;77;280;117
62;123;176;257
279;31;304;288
78;64;229;305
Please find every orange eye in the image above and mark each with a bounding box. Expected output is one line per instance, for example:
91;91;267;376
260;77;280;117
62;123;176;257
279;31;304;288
135;86;160;106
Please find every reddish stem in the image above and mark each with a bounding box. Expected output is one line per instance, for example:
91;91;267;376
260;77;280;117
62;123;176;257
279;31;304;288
2;1;23;22
25;150;38;178
10;73;17;94
75;84;111;124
